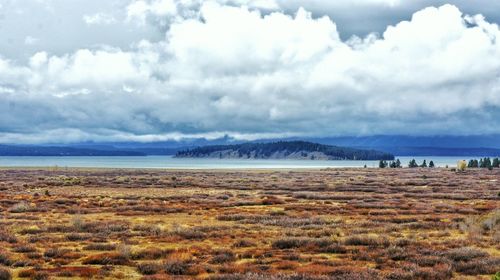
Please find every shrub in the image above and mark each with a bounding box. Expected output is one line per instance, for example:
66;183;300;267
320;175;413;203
44;248;70;258
131;247;171;260
82;253;130;265
343;235;389;247
385;269;414;280
412;255;448;267
17;269;35;278
65;233;90;241
414;265;452;280
8;202;30;213
18;226;43;235
385;246;409;261
319;244;347;254
210;250;236;264
0;268;11;280
13;245;36;253
233;240;256;248
272;238;307;249
164;260;191;275
444;247;488;262
261;197;285;205
0;232;17;244
83;243;116;251
0;252;12;266
31;272;49;280
272;238;333;250
137;262;162;275
175;228;207;240
454;258;500;275
208;273;333;280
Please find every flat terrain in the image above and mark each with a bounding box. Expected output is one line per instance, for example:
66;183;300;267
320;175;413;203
0;168;499;279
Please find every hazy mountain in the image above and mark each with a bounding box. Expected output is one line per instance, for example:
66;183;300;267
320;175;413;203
2;135;500;157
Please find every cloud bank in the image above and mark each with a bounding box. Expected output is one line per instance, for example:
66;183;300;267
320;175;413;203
0;2;499;143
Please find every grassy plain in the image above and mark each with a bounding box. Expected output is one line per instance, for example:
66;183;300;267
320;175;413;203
0;167;499;279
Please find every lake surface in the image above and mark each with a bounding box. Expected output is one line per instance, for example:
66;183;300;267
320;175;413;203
0;156;480;169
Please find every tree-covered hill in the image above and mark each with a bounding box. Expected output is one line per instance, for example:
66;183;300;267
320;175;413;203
175;141;394;160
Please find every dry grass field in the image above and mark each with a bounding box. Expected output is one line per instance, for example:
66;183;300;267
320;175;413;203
0;167;499;280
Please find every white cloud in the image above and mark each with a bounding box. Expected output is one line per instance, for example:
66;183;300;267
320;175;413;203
1;3;500;143
127;0;178;24
83;13;117;25
24;36;39;45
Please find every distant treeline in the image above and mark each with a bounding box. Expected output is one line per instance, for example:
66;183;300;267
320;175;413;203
378;159;435;168
466;157;500;169
379;157;500;169
176;141;395;160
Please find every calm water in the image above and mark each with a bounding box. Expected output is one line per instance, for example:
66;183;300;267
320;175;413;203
0;156;477;169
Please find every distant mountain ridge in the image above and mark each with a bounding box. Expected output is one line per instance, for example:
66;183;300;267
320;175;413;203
175;141;394;160
0;145;145;156
1;135;500;157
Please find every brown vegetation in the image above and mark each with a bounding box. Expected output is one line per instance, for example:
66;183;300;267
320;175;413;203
0;167;498;279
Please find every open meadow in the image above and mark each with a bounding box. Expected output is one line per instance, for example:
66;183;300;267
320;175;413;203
0;168;499;280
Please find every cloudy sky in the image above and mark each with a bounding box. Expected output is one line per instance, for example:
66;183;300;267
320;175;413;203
0;0;500;143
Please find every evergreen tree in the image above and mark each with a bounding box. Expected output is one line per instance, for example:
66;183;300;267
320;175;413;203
389;160;401;168
429;161;435;168
493;158;500;168
486;157;492;169
408;159;418;168
420;160;427;168
468;160;475;168
479;157;492;169
473;159;479;168
379;160;387;168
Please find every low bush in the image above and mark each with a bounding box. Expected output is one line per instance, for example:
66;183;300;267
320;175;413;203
44;248;70;258
444;247;488;262
65;233;90;241
385;246;409;261
233;240;256;248
83;243;116;251
8;202;31;213
82;253;130;265
0;252;12;266
0;268;11;280
17;269;35;278
31;272;49;280
137;262;163;275
343;235;389;247
164;260;191;275
412;255;448;267
414;264;452;280
173;228;207;240
131;247;172;260
272;238;333;250
319;244;347;254
210;250;236;264
13;245;37;253
0;232;17;244
454;258;500;275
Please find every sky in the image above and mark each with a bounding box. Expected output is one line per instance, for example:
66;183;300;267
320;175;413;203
0;0;500;143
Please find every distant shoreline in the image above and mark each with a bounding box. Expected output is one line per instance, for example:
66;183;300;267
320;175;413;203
0;155;494;170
